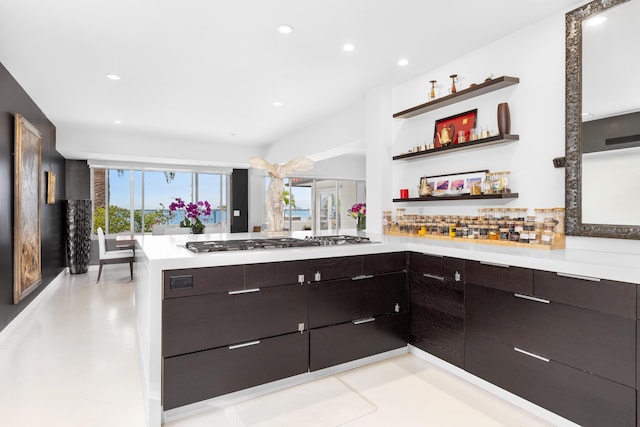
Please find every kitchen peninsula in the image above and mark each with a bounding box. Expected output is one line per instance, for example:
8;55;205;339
135;232;640;427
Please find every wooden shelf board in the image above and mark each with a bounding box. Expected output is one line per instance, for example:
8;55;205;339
393;76;519;119
393;193;518;203
383;231;565;250
392;134;519;161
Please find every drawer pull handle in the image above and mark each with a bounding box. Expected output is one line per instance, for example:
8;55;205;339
480;261;510;268
353;317;375;325
228;288;260;295
228;340;261;350
513;347;550;363
423;273;445;281
352;274;374;281
514;293;550;304
556;272;601;282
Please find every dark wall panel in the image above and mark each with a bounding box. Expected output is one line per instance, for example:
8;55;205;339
231;168;248;233
0;62;66;332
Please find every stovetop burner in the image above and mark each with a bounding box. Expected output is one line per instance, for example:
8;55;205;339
185;235;371;253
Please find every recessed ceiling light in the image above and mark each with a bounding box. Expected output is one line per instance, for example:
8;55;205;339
114;120;122;124
278;25;294;34
229;132;237;136
106;74;121;81
343;43;355;52
272;101;283;107
398;58;409;67
585;15;607;26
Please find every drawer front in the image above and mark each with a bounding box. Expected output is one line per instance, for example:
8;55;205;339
409;252;444;276
309;312;408;371
363;252;407;275
409;273;464;367
466;260;532;294
245;260;308;288
534;270;636;319
466;284;636;387
163;332;309;410
163;265;244;298
308;256;363;282
465;332;635;427
409;272;463;317
410;303;464;368
163;284;308;357
410;253;465;283
308;272;407;328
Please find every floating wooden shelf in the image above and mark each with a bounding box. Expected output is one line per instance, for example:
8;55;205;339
393;76;519;119
393;193;518;203
392;134;519;161
384;230;565;250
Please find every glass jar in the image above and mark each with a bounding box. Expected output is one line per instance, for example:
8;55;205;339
528;229;540;244
519;230;530;244
501;171;511;194
449;223;457;237
479;225;489;240
482;173;493;195
489;225;499;240
499;228;510;240
541;229;555;245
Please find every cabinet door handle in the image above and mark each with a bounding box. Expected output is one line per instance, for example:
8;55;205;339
228;340;261;350
514;293;550;304
298;274;305;284
513;347;550;363
556;272;601;282
353;317;375;325
228;288;260;295
423;273;445;281
352;274;374;281
480;261;510;268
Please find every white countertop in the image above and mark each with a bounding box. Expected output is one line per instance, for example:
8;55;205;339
135;231;640;284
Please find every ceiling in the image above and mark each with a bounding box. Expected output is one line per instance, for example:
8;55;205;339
0;0;583;156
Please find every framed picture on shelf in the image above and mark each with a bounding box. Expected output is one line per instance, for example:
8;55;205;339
426;169;487;196
433;109;477;147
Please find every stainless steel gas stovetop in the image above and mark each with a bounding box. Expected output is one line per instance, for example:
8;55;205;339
185;235;371;253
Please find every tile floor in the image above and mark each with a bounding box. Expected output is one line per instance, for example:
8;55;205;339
0;266;571;426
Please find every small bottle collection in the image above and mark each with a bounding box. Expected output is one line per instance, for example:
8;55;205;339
383;207;565;249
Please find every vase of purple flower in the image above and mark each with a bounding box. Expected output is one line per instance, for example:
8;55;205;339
168;197;212;234
347;202;366;231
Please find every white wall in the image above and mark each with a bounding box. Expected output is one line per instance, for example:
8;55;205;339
264;100;366;165
382;6;640;254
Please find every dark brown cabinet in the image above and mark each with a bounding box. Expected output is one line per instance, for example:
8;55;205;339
465;265;638;427
310;312;408;371
164;332;309;410
465;332;635;427
162;260;310;409
309;272;407;328
308;252;408;371
163;283;308;357
308;252;407;282
409;253;465;367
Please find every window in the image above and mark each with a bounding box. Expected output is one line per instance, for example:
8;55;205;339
276;177;365;233
91;167;230;235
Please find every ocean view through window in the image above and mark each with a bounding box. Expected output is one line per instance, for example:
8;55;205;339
91;167;229;235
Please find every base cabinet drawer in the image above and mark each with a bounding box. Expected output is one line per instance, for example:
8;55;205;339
466;284;636;387
409;272;464;368
465;332;635;427
309;312;408;371
163;284;308;357
163;332;309;410
309;272;407;328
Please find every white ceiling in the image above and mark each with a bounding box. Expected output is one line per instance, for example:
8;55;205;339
0;0;583;155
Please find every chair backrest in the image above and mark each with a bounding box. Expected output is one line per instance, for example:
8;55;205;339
97;227;106;258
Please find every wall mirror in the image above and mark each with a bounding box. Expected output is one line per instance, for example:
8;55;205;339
565;0;640;239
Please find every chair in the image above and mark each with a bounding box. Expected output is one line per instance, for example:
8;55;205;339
97;227;134;283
